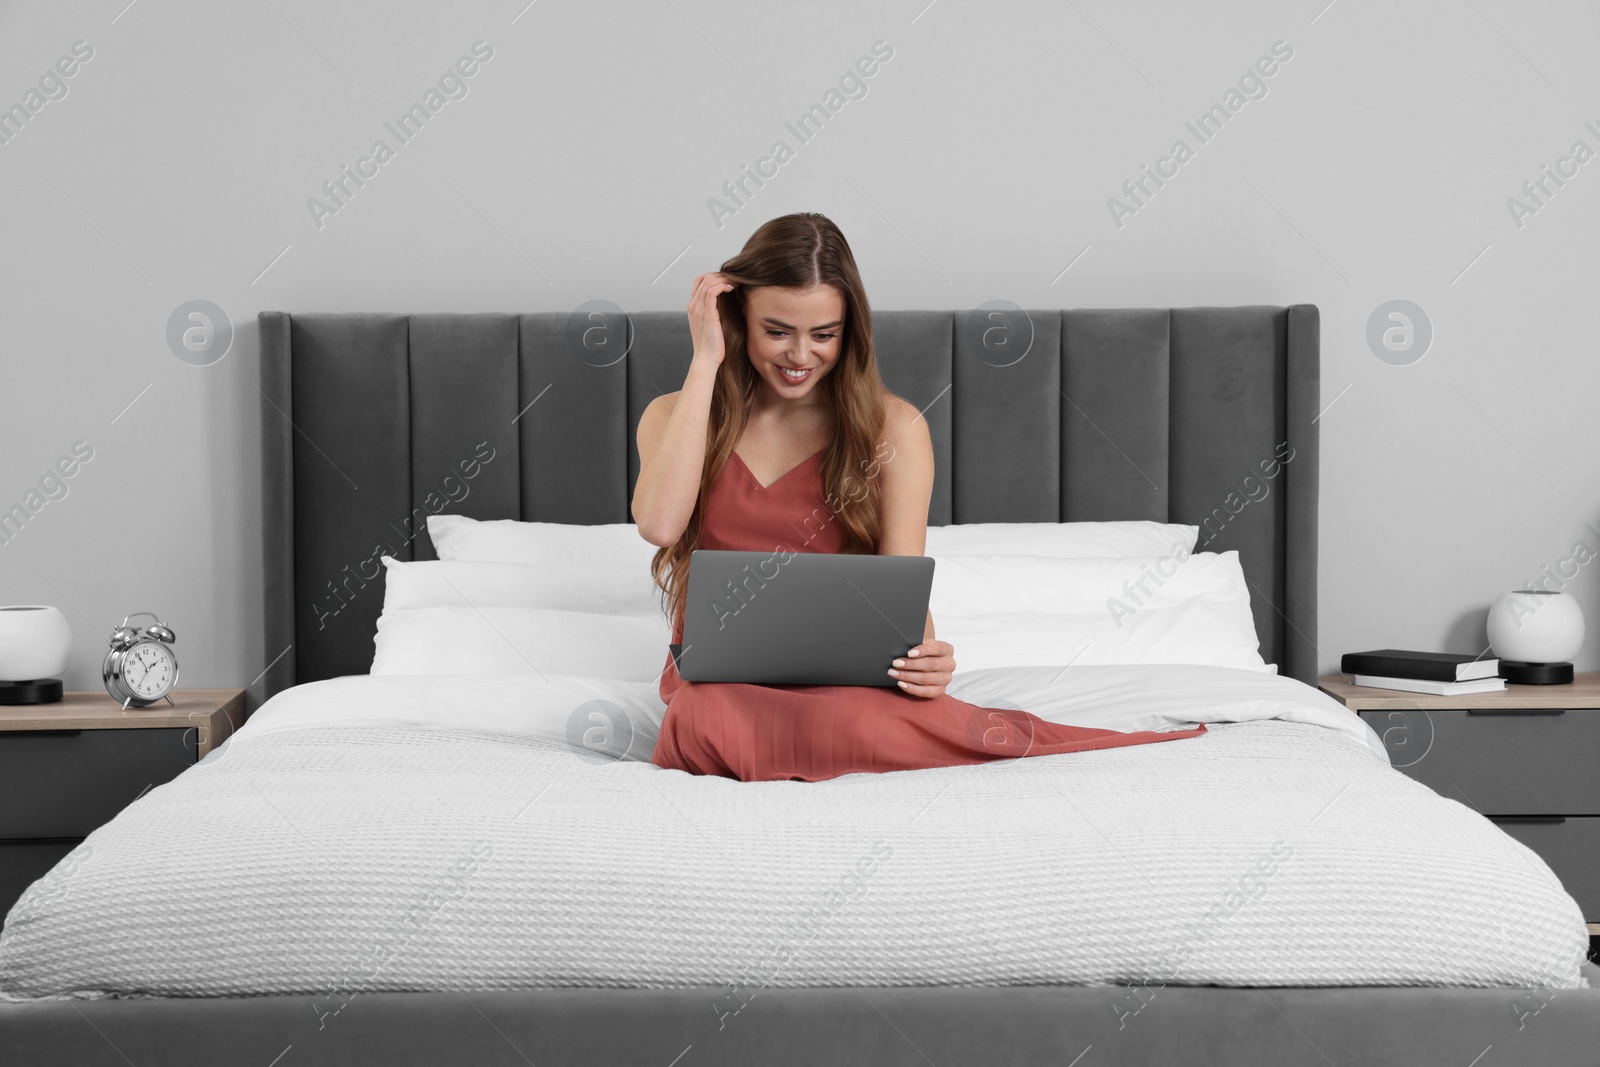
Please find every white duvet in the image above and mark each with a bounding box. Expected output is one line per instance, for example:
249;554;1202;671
0;665;1588;1000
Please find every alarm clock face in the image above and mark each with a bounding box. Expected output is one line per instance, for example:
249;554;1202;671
124;640;177;700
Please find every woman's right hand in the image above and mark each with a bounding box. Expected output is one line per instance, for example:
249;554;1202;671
687;272;736;367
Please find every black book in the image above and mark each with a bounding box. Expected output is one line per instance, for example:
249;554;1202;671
1340;649;1499;682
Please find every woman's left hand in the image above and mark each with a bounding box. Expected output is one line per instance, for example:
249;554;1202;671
888;640;956;699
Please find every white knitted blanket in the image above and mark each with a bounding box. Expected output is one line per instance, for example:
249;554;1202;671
0;668;1588;1000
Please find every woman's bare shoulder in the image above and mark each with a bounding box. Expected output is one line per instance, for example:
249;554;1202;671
881;392;930;447
639;391;680;432
636;392;684;462
646;389;682;412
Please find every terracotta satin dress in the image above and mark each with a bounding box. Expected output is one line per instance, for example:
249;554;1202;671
650;447;1208;782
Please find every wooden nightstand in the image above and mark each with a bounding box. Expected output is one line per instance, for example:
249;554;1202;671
1319;673;1600;941
0;688;245;925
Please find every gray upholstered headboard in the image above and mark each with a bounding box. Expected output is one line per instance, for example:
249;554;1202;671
258;305;1320;699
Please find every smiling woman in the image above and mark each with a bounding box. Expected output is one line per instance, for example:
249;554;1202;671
629;212;1209;781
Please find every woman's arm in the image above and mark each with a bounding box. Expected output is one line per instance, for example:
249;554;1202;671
875;395;934;558
874;395;955;698
632;376;715;547
632;274;734;547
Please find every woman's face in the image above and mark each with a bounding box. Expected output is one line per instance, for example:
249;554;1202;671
742;285;845;405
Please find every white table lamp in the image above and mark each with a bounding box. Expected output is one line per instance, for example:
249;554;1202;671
0;605;73;704
1487;589;1584;685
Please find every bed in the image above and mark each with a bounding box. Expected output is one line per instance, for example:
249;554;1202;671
2;304;1596;1065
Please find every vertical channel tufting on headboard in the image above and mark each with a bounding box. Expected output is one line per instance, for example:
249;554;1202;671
1284;304;1321;683
258;310;296;700
951;309;1058;523
1169;306;1288;675
259;305;1318;700
1060;309;1172;523
521;311;629;524
408;314;521;561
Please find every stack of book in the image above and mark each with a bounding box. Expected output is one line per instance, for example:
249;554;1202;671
1340;650;1506;695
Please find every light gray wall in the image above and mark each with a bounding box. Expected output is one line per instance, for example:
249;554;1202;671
3;0;1597;711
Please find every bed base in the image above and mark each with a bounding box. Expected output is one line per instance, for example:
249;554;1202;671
6;966;1599;1067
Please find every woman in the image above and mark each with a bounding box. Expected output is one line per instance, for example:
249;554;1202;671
633;212;1205;781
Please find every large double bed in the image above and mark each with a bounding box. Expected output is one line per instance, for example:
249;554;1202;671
2;304;1596;1065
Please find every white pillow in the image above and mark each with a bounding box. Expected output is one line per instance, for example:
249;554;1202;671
928;550;1269;673
371;606;670;682
924;521;1196;557
428;515;657;566
371;557;670;682
412;517;1248;677
379;556;659;616
430;514;1196;563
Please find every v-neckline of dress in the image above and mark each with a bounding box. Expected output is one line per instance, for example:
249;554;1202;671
729;447;826;491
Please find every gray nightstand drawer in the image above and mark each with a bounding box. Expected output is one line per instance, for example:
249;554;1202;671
1360;707;1600;815
0;728;196;839
1493;816;1600;920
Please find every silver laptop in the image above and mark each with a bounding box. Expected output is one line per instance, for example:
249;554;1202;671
670;549;936;686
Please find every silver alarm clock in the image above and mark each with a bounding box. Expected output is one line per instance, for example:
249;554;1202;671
103;612;179;708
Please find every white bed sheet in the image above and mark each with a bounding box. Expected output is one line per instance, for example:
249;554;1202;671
0;667;1587;1001
225;663;1386;761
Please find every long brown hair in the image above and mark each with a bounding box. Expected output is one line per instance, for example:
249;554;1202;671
651;212;888;633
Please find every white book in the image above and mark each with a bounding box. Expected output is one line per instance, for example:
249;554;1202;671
1354;674;1507;696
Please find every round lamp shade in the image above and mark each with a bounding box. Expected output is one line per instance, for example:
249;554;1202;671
1487;590;1585;664
0;605;73;681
